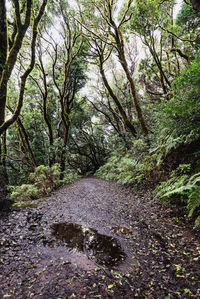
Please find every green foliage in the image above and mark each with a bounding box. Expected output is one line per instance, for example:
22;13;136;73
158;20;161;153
131;0;171;34
59;169;81;184
156;166;200;228
10;184;40;202
9;164;80;203
96;154;137;184
29;164;60;194
176;3;200;34
96;139;154;186
155;167;190;201
12;202;38;209
159;50;200;137
152;50;200;166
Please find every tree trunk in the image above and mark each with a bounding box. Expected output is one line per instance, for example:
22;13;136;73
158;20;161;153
0;0;8;127
2;132;8;182
119;55;148;136
43;93;55;166
60;120;70;179
100;63;137;137
0;135;9;210
16;118;37;170
114;26;148;136
38;53;55;165
190;0;200;11
0;0;8;206
0;85;7;128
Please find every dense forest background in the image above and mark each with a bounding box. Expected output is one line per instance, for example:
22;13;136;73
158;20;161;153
0;0;200;227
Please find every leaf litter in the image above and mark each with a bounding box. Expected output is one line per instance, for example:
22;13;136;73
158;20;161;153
0;177;200;298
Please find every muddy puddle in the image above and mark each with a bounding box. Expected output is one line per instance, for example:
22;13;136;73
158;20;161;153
49;222;126;268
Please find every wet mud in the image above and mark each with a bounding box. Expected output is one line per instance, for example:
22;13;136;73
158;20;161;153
0;177;200;298
50;222;126;267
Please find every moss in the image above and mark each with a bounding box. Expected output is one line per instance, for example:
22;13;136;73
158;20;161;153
12;201;38;209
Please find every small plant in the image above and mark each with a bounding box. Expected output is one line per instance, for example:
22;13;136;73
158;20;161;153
155;166;200;228
9;164;67;202
155;168;190;201
9;164;80;203
96;139;155;186
12;202;38;209
10;184;40;202
30;164;61;195
59;169;80;184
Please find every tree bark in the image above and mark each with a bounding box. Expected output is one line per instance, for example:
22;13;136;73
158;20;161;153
170;48;191;65
0;133;9;209
0;0;8;126
110;20;148;136
99;62;137;137
190;0;200;11
16;118;36;169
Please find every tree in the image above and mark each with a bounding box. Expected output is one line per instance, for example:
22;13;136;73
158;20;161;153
0;0;48;133
28;1;88;174
0;0;47;205
93;41;138;137
77;0;148;136
67;97;108;174
190;0;200;11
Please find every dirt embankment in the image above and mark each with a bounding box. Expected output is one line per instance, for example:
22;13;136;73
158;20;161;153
0;178;200;298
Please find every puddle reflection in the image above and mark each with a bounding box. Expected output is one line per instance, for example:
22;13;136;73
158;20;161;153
50;222;126;267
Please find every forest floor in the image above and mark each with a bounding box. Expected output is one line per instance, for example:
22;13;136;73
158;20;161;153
0;177;200;298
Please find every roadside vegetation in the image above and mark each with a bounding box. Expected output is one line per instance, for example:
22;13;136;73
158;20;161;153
0;0;199;228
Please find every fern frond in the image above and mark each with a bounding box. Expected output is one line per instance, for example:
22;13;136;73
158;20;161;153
187;186;200;217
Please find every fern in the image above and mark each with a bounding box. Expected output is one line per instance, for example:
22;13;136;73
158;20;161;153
156;169;200;225
194;216;200;230
95;142;155;186
155;173;189;198
187;186;200;217
10;184;40;202
161;185;191;200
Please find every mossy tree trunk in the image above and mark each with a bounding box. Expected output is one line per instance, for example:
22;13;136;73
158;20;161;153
50;8;85;178
106;11;148;136
99;54;137;138
32;51;55;166
0;0;48;208
190;0;200;11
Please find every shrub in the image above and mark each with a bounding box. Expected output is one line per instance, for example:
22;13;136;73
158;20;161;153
153;50;200;165
30;164;61;195
155;165;200;229
9;164;59;202
96;139;155;186
60;169;80;184
10;184;40;202
9;164;80;203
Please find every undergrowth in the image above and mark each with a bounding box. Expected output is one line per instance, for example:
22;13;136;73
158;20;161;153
8;164;80;203
96;52;200;229
96;141;200;229
155;165;200;229
96;139;155;186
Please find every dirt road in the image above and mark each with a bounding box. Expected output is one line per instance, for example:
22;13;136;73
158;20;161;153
0;178;200;298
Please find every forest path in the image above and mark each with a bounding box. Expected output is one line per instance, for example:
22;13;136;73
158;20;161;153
0;177;200;298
